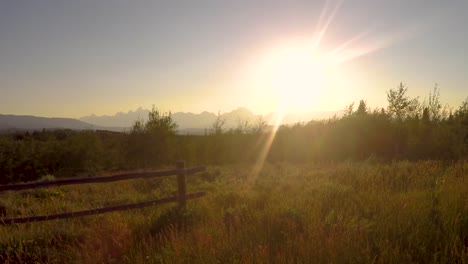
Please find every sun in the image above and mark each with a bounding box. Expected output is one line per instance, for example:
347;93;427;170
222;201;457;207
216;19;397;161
239;33;396;115
245;39;339;114
263;41;335;112
236;0;405;117
239;0;407;188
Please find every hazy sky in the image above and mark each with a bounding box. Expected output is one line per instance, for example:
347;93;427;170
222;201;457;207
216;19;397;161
1;0;467;118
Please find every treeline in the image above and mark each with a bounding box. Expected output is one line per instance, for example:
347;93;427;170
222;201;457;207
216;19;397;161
271;84;468;161
0;83;467;183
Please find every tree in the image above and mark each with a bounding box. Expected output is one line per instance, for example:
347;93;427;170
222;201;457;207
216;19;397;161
355;100;368;115
343;102;355;117
234;119;250;135
454;97;468;120
251;116;268;134
387;82;419;120
130;118;145;134
426;84;443;122
145;106;178;136
127;106;178;167
210;111;225;135
422;107;430;124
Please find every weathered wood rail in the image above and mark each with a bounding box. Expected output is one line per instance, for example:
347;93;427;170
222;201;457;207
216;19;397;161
0;161;206;225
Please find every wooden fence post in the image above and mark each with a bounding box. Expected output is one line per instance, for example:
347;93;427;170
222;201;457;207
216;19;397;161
176;161;186;208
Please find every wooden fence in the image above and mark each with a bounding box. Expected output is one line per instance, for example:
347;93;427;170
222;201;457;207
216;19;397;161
0;161;206;225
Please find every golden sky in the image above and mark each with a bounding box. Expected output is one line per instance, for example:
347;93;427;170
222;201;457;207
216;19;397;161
0;1;467;118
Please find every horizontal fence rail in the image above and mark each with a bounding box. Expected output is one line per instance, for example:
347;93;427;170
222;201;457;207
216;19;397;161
0;192;205;225
0;161;206;225
0;166;205;192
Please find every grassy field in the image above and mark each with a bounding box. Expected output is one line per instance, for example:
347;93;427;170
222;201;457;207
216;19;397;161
0;161;467;263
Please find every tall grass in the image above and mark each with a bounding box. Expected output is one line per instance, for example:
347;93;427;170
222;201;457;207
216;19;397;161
0;161;467;263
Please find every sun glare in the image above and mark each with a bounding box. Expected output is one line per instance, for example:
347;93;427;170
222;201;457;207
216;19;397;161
239;0;413;184
252;40;338;113
238;1;407;116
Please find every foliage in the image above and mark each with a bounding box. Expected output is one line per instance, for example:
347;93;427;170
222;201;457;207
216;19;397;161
209;111;225;135
0;84;467;184
126;106;177;167
386;82;419;120
0;83;467;262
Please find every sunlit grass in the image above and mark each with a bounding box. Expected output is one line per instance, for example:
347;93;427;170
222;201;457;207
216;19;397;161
0;161;467;263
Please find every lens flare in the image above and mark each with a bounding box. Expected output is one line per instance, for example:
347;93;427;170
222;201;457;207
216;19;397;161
243;0;420;185
248;107;286;187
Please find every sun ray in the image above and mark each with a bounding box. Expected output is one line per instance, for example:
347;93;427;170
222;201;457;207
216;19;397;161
329;30;370;59
331;22;422;65
238;0;423;125
248;107;286;188
313;0;344;49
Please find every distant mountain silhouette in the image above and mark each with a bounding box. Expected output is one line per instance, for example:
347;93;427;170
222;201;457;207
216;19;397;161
80;107;150;128
80;107;343;134
277;111;345;124
171;111;217;130
1;108;343;134
174;107;264;130
0;114;123;132
80;107;263;130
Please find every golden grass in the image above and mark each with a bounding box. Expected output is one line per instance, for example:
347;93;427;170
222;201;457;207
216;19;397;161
1;161;467;263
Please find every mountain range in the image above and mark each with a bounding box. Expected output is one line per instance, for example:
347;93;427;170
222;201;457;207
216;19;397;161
0;114;96;132
79;107;265;134
0;114;123;133
1;107;342;134
80;107;343;133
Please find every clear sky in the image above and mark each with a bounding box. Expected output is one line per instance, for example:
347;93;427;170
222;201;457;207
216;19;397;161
1;0;467;118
